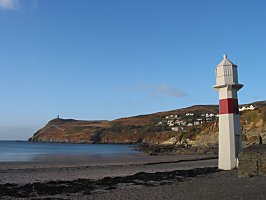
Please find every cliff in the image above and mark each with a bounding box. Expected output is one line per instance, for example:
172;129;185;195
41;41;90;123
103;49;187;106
28;101;266;146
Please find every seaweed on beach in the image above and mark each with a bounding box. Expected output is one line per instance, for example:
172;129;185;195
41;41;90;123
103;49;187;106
0;167;220;199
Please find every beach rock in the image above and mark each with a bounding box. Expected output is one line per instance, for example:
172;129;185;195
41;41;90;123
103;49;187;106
135;143;218;156
0;167;219;199
238;144;266;177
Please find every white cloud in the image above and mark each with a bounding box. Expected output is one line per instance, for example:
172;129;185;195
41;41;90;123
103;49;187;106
156;83;186;98
134;82;186;99
134;82;149;91
0;0;19;10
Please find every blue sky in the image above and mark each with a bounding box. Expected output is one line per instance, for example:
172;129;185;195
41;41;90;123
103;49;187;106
0;0;265;140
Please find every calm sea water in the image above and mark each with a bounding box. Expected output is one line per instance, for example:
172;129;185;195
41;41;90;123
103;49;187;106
0;141;138;162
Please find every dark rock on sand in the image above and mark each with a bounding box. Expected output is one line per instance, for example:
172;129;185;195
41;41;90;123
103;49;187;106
0;167;219;199
136;143;218;156
238;144;266;177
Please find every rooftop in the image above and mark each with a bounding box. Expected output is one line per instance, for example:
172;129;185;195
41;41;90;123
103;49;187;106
217;55;237;67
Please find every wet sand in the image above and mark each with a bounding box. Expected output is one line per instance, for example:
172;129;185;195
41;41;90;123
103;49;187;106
0;154;265;199
0;154;217;184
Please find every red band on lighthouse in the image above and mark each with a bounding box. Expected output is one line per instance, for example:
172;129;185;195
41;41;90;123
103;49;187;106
219;98;239;114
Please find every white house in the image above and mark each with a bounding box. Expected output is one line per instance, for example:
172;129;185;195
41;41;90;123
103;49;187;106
171;127;179;132
181;121;187;126
175;120;182;125
167;120;175;126
157;121;163;125
239;105;256;112
194;121;200;126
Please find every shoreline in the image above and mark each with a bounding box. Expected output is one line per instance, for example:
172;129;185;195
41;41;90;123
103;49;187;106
1;143;265;200
0;154;217;184
0;153;265;199
0;167;220;199
0;154;219;199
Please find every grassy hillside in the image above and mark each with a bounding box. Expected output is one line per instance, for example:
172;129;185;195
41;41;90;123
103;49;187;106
29;102;266;146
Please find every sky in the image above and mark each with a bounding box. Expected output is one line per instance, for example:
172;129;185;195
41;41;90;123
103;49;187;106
0;0;266;140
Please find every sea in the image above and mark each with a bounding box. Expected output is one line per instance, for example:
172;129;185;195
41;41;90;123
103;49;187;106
0;140;138;162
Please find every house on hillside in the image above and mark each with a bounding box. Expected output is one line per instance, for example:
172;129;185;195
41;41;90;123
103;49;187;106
194;121;200;126
239;105;256;112
167;120;174;126
157;121;163;125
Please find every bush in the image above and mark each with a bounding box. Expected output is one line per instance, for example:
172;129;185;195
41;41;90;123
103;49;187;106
261;107;266;122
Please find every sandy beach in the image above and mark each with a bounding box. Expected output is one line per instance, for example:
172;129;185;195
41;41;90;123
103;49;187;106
0;154;265;199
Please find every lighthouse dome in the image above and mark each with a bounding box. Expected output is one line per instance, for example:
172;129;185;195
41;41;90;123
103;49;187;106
217;55;237;67
214;55;243;89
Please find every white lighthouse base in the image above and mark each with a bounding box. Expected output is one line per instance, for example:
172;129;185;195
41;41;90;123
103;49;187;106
218;114;241;170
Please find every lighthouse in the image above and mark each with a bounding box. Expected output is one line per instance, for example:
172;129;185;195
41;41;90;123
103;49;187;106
213;55;243;170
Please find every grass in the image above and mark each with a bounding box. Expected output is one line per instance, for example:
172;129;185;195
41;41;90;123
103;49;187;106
244;110;259;123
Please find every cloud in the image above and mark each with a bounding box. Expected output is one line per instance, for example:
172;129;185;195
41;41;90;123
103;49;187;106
156;83;186;98
134;82;149;91
134;82;186;99
0;0;19;10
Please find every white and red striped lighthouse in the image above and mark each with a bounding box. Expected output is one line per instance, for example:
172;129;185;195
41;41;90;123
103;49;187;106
213;55;243;170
